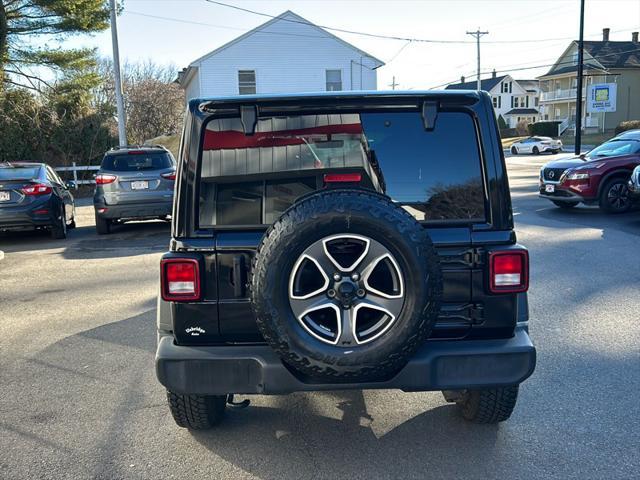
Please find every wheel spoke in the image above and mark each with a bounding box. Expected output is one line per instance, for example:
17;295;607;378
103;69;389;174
303;241;341;279
289;293;332;320
356;292;404;321
355;240;391;276
335;308;358;346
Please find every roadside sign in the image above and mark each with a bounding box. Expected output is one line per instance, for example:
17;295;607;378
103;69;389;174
587;83;617;112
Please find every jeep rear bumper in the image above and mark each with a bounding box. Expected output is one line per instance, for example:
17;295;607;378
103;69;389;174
155;326;536;395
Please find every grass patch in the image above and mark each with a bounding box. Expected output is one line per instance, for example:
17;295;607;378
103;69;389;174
501;136;527;148
146;134;180;158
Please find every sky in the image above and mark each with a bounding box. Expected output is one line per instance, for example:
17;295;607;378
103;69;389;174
65;0;640;89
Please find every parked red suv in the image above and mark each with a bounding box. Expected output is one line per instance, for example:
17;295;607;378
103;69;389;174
539;130;640;213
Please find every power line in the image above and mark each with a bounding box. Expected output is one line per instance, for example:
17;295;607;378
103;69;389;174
429;45;640;89
202;0;598;45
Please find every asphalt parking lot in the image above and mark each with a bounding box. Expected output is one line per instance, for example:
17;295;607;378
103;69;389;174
1;153;639;480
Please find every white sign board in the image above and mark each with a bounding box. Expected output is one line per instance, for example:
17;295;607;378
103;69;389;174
587;83;617;113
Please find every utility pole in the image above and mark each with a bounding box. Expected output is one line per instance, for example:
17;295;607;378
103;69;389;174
574;0;585;155
389;76;399;90
109;0;127;147
466;28;489;91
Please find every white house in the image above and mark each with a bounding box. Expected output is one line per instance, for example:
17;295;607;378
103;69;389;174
177;11;384;100
445;73;541;128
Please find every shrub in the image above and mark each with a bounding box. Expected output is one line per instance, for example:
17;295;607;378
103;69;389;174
516;119;530;136
497;115;508;130
528;121;561;137
614;120;640;135
500;128;518;138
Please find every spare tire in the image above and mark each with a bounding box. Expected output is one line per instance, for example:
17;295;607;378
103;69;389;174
250;189;442;382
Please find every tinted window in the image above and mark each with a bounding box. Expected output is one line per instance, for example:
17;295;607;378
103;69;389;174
265;179;316;224
217;183;262;225
102;152;173;171
198;110;485;226
0;166;41;181
360;112;485;220
199;178;316;227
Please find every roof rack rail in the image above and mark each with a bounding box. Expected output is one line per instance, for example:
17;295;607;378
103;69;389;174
108;144;168;151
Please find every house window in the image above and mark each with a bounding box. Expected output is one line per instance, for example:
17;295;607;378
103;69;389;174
326;70;342;91
535;97;539;107
492;96;498;108
238;70;256;95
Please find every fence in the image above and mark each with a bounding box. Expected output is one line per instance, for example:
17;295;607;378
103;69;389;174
54;163;100;188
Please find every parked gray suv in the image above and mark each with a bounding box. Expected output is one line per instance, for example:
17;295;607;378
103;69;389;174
93;145;176;234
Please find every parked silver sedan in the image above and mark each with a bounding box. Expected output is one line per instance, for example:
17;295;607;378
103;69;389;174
93;145;176;234
510;136;563;155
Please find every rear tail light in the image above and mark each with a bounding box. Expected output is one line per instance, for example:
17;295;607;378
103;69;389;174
161;258;200;301
489;250;529;293
22;183;52;195
33;209;50;215
323;173;362;184
95;174;117;185
161;171;176;181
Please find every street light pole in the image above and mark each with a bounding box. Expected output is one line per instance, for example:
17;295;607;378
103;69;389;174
109;0;127;147
574;0;585;155
467;28;489;90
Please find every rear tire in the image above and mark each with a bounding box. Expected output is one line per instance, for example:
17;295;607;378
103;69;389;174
510;146;518;155
95;213;111;235
532;146;540;155
451;386;520;424
166;390;227;430
599;178;632;213
51;208;67;239
552;200;578;209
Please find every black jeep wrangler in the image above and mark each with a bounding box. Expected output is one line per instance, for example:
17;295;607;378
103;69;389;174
156;91;536;429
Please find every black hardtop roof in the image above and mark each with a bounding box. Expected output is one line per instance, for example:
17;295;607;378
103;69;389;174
192;90;483;114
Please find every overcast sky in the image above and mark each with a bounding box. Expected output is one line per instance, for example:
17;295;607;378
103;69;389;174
69;0;640;89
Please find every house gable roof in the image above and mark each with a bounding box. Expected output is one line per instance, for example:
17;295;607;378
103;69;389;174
189;10;384;68
540;40;640;78
445;74;508;91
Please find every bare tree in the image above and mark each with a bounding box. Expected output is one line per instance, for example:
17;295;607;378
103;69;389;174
93;58;184;144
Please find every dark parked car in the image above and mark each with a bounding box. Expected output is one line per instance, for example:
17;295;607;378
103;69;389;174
93;145;176;234
0;162;76;239
155;91;536;430
539;129;640;212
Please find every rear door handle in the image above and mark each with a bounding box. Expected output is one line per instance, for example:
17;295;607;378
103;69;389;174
232;255;246;298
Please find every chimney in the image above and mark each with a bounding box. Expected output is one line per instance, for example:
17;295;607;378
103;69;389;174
603;28;610;41
633;32;639;43
461;75;465;83
492;69;497;79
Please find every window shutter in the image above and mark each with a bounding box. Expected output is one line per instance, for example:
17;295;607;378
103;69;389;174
526;96;529;107
511;96;514;108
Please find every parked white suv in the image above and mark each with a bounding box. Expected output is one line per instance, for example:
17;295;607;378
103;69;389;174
511;136;562;155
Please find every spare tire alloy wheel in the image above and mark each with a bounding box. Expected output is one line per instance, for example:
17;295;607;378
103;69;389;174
289;234;404;346
251;190;442;382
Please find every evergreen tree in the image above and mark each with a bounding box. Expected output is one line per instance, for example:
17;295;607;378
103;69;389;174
0;0;110;91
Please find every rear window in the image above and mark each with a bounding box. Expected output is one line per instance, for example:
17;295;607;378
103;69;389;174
0;166;41;181
101;152;173;172
198;110;486;227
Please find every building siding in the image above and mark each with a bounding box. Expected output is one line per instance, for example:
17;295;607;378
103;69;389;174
186;13;378;99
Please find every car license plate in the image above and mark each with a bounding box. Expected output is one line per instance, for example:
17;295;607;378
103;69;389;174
0;191;10;201
131;181;149;190
545;184;555;193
